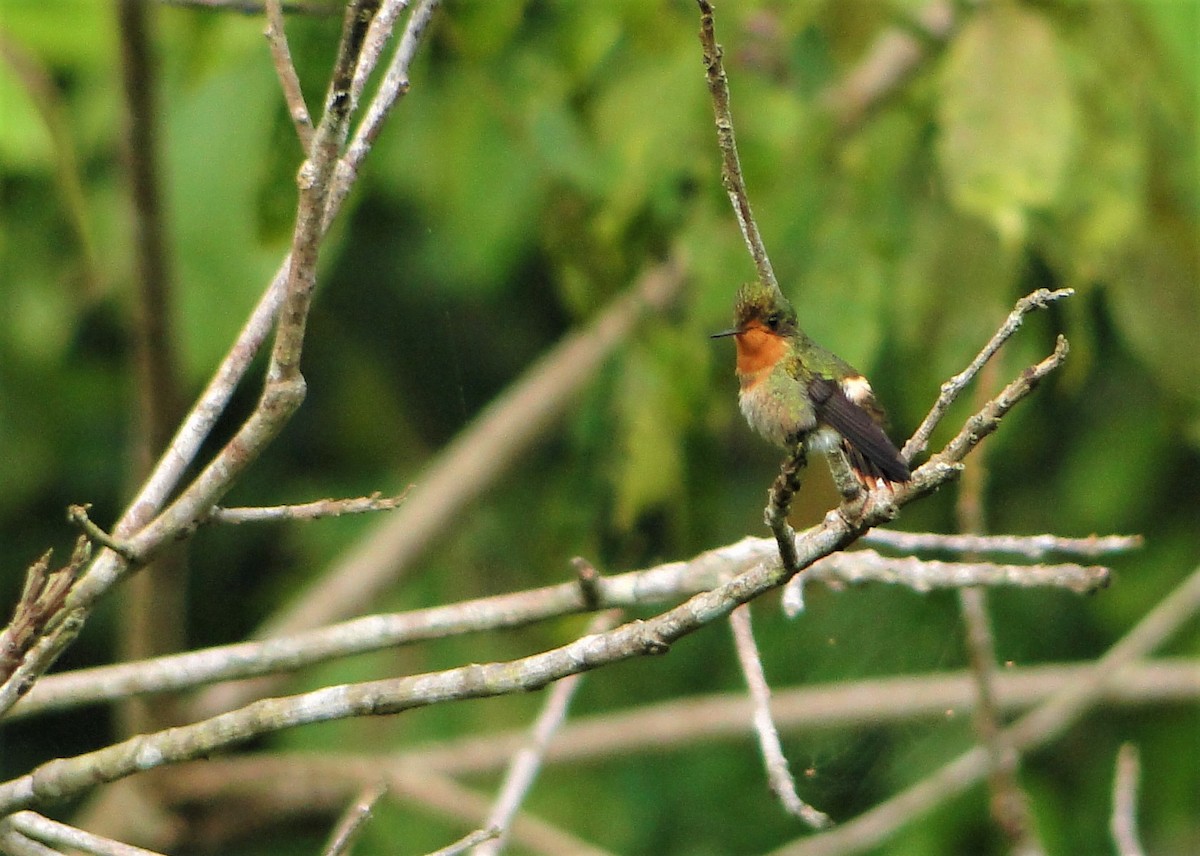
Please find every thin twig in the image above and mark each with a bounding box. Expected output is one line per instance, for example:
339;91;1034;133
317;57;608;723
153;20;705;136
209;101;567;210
66;506;138;563
350;0;411;112
6;811;167;856
0;462;930;813
206;489;410;524
264;0;315;149
695;0;779;296
474;612;621;855
930;336;1069;470
954;421;1041;855
729;605;830;828
428;828;500;856
861;530;1143;559
903;289;1073;461
0;827;60;856
320;782;387;856
771;563;1200;856
1110;743;1145;856
382;768;612;856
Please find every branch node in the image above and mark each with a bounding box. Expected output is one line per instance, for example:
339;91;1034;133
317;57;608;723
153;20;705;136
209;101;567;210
66;505;139;563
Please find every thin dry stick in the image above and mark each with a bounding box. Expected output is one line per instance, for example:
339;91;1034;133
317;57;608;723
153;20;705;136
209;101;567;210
695;0;779;295
207;490;409;524
264;0;314;149
473;612;621;856
384;769;613;856
350;0;412;110
729;604;830;828
1110;743;1145;856
0;828;59;856
861;530;1142;559
771;563;1200;856
4;811;166;856
954;397;1041;855
902;289;1073;461
320;782;387;856
428;828;500;856
0;0;374;715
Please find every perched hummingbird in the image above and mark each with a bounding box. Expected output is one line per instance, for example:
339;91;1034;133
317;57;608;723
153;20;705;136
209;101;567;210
712;281;911;488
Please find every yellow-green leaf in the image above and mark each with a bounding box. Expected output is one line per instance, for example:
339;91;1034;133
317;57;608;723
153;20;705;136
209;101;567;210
937;3;1077;246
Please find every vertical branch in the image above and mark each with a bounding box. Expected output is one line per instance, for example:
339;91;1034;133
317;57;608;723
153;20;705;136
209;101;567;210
695;0;780;297
954;364;1041;855
729;604;830;828
269;0;380;383
115;0;189;738
765;448;807;579
264;0;315;150
473;612;621;855
1110;744;1145;856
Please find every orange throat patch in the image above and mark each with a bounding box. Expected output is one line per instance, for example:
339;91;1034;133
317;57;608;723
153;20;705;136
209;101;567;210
734;324;788;388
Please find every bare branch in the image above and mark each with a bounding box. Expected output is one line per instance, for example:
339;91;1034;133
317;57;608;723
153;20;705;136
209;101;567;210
1110;743;1146;856
903;289;1073;462
4;811;166;856
474;612;620;856
931;336;1070;469
695;0;779;296
264;0;315;149
428;828;500;856
861;530;1143;560
730;605;830;828
141;660;1199;808
0;827;60;856
0;468;949;814
11;533;1116;721
320;782;387;856
954;451;1041;854
206;490;410;525
770;563;1200;856
805;550;1109;595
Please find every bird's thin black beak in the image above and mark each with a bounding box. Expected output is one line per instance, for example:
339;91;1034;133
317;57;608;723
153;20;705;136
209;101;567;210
710;328;739;339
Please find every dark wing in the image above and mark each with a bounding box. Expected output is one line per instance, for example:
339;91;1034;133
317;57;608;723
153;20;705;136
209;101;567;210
808;376;911;483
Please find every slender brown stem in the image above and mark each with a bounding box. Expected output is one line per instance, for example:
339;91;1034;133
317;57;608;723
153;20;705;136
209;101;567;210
695;0;780;297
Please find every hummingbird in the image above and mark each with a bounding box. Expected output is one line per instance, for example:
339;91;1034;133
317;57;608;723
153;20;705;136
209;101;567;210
712;281;911;488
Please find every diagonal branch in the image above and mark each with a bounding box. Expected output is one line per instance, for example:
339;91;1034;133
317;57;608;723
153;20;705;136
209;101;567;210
770;562;1200;856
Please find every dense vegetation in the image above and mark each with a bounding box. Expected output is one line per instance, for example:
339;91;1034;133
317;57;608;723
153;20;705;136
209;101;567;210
1;1;1196;854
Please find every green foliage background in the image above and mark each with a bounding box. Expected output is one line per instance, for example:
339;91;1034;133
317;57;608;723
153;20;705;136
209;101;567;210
1;0;1197;853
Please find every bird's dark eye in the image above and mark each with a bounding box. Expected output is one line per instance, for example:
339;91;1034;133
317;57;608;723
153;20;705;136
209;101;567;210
765;313;781;331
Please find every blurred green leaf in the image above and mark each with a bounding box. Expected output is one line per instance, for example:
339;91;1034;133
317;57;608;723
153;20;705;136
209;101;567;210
938;3;1078;245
